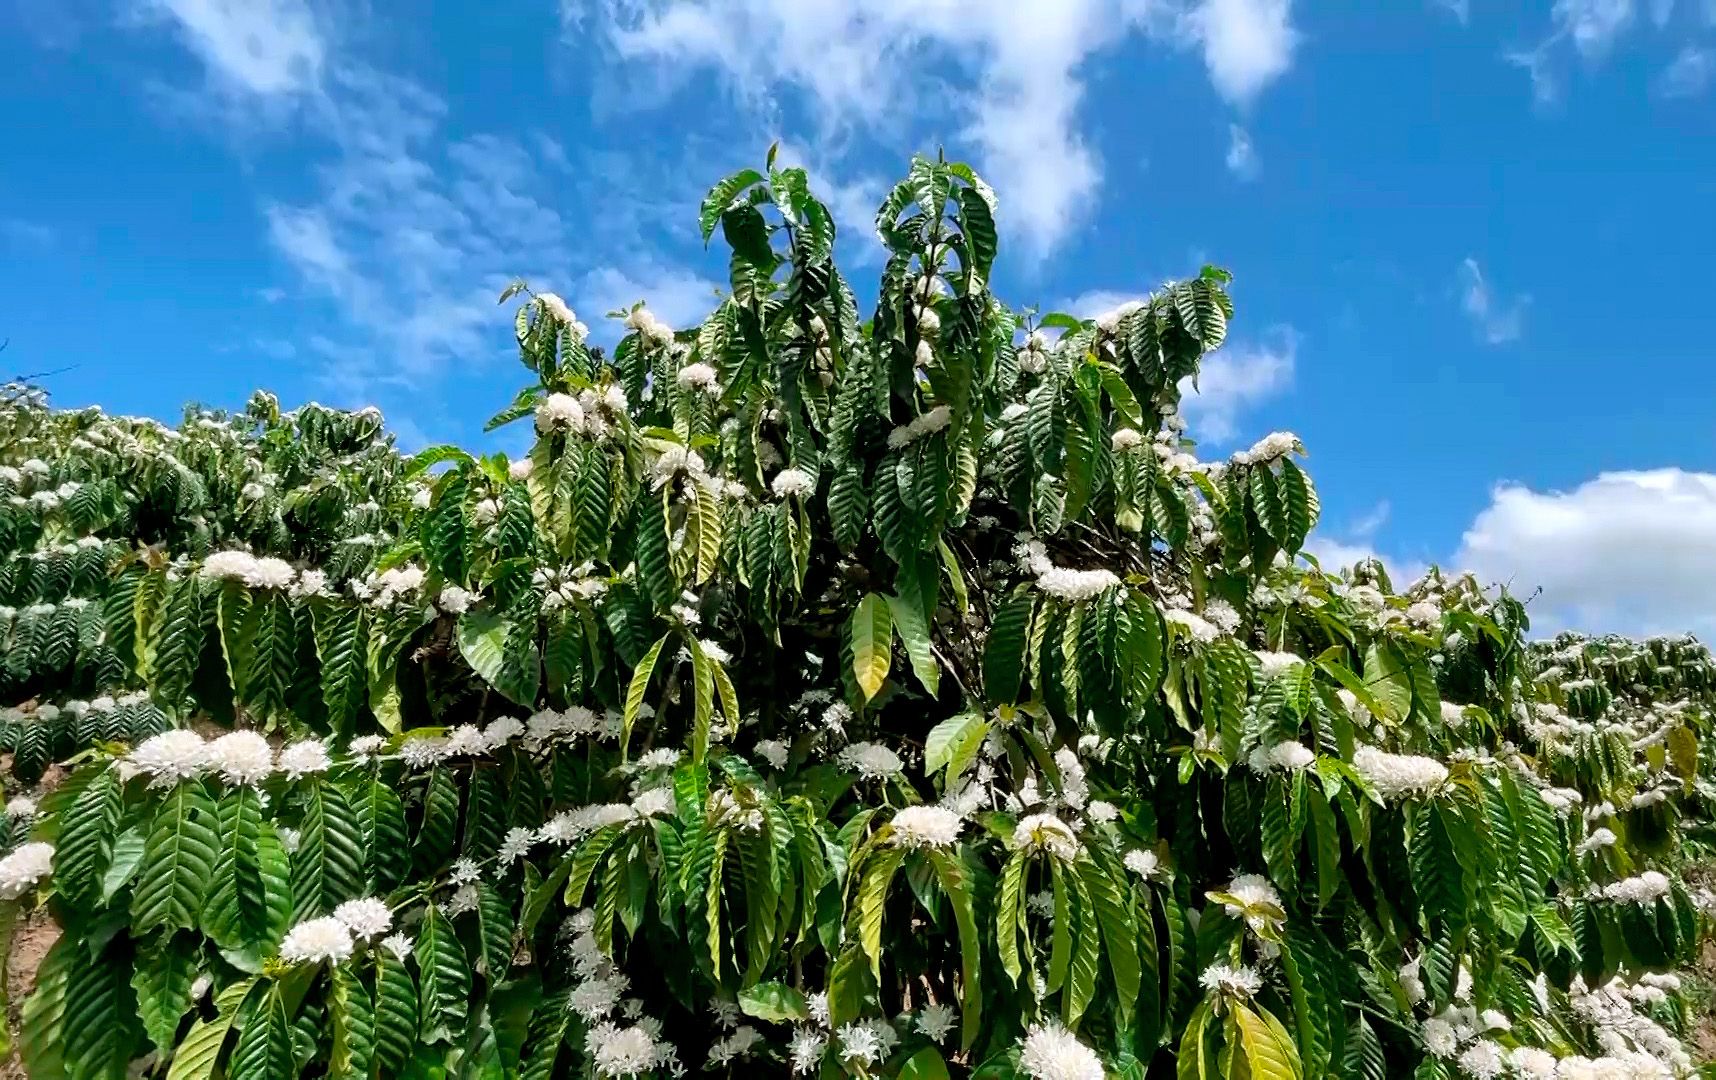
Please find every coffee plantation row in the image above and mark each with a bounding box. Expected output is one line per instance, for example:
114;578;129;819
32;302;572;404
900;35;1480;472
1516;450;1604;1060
0;152;1713;1080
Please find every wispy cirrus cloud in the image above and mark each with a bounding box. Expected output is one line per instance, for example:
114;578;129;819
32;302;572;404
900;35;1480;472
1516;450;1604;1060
1458;257;1526;344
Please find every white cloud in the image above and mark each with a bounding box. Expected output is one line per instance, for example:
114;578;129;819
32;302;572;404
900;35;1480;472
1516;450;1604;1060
132;0;325;96
1066;289;1146;320
575;264;722;339
1433;0;1470;25
1303;536;1427;590
1225;124;1257;178
1458;257;1525;344
1508;0;1639;103
567;0;1298;256
1555;0;1634;58
1178;328;1296;443
1457;469;1716;637
0;219;56;251
260;67;576;389
1656;45;1714;97
1186;0;1298;104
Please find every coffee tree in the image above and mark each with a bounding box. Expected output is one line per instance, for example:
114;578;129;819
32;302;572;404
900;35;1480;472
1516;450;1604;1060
0;153;1711;1080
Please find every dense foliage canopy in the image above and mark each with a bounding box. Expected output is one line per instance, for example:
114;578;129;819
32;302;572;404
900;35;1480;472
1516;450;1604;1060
2;151;1715;1080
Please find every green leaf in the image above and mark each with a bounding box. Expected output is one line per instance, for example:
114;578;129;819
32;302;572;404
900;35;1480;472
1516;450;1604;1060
927;849;984;1050
349;774;410;892
1233;1000;1304;1080
900;1047;953;1080
701;168;766;243
473;881;515;982
290;778;364;919
373;951;418;1075
738;980;810;1023
327;963;376;1079
203;786;291;950
457;608;539;707
54;764;121;909
850;592;893;701
133;781;221;935
229;984;294;1080
985;585;1034;705
857;848;906;980
415;905;472;1043
887;590;940;697
311;600;366;736
622;633;670;760
132;933;198;1055
923;711;988;780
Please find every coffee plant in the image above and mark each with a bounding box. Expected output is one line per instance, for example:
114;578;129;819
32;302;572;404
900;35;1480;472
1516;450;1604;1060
0;152;1713;1080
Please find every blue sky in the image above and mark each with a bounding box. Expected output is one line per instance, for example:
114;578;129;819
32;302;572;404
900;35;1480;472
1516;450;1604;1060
4;0;1716;636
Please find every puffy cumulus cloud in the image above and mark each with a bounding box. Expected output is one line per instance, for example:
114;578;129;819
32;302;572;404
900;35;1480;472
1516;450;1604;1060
566;0;1299;256
1457;469;1716;637
1178;328;1296;443
1185;0;1298;105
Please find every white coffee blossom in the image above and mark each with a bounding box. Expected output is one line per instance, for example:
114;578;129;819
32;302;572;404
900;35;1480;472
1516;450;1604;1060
279;740;332;780
333;897;393;939
675;363;720;393
915;1003;957;1043
1352;745;1448;801
890;805;964;849
5;796;37;820
535;393;585;433
1247;740;1316;774
1012;814;1080;862
1018;1020;1105;1080
1200;963;1264;997
279;916;355;965
0;842;55;899
130;729;210;787
208;730;274;785
886;405;953;450
837;741;904;780
771;468;814;499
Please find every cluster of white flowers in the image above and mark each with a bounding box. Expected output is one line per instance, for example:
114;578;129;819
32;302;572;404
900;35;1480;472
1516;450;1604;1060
885;404;953;450
538;803;638;846
1538;786;1584;815
753;739;789;769
649;445;707;491
1163;607;1220;644
1577;827;1619;855
1015;536;1121;601
624;305;675;349
279;916;355;965
130;729;213;787
1247;740;1316;774
1199;963;1263;997
534;292;589;340
0;842;55;899
1217;873;1285;936
1093;300;1144;335
5;795;37;820
1018;1019;1106;1080
788;1028;827;1073
352;565;426;609
889;805;963;849
770;467;814;499
1252;650;1302;678
202;550;297;590
1230;431;1300;466
1111;428;1143;452
534;562;610;610
836;741;904;780
1351;745;1448;801
706;1024;764;1065
332;897;393;938
675;362;721;395
279;739;331;779
1597;871;1672;905
1124;849;1161;880
1011;813;1080;862
535;393;586;434
524;705;612;753
208;730;274;785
